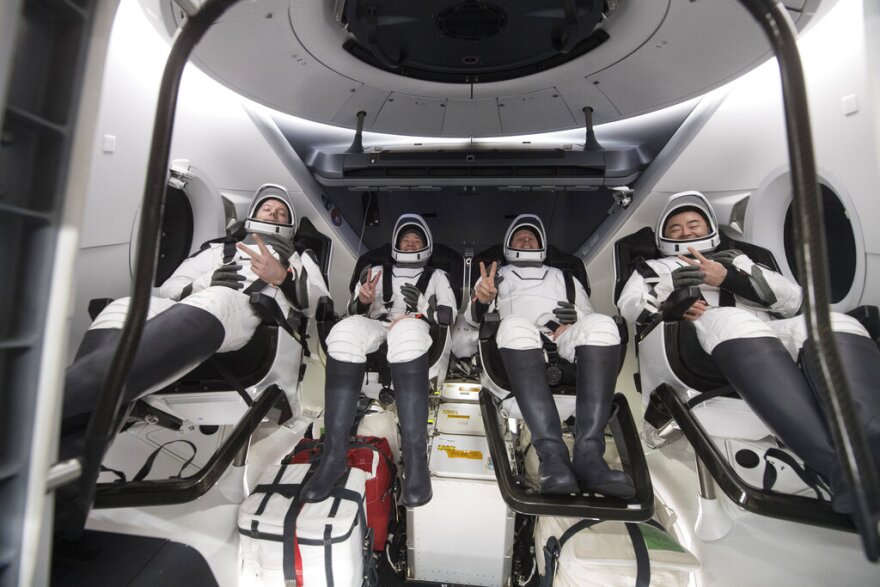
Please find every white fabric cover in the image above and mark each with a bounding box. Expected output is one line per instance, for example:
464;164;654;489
534;515;699;587
238;463;367;587
356;407;402;463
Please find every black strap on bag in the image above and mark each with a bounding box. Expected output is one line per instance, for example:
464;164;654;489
541;519;660;587
286;474;370;586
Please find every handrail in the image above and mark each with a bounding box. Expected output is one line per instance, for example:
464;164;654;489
738;0;879;559
76;0;244;521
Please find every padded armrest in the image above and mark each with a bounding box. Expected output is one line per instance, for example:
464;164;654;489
479;312;501;341
88;298;114;321
847;305;880;341
315;296;338;353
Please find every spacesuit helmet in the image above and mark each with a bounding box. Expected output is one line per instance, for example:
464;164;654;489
656;191;720;256
391;214;433;267
244;184;297;241
503;214;547;266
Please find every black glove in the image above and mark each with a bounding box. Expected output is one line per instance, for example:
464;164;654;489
279;265;310;310
400;283;449;325
400;283;423;313
670;265;705;289
710;249;744;268
262;235;295;263
211;264;246;290
552;301;578;325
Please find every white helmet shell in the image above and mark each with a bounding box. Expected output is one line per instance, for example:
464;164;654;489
656;191;720;256
244;184;297;241
504;214;547;266
392;214;433;266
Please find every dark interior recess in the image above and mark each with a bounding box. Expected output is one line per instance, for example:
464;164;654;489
329;187;615;255
784;184;856;303
342;0;609;83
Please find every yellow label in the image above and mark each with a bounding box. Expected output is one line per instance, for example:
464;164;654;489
437;445;483;460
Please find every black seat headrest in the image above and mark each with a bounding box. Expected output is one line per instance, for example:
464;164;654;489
471;244;590;297
294;216;333;281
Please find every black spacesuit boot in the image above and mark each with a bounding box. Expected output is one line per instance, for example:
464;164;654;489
56;304;226;537
300;357;365;502
500;348;579;495
570;345;636;498
803;333;880;484
391;353;433;507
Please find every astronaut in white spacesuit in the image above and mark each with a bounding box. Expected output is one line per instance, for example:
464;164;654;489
465;214;635;498
617;190;880;512
62;183;328;422
301;214;456;507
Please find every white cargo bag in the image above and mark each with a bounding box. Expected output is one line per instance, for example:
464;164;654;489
238;463;371;587
535;515;699;587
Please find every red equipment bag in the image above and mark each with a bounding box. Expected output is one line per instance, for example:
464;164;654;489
288;435;396;551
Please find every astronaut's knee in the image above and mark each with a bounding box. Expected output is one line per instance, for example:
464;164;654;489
497;316;541;350
327;316;376;363
387;318;431;363
697;307;776;350
830;312;870;338
571;314;620;347
90;296;174;330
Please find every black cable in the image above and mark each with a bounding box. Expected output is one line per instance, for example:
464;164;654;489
739;0;879;560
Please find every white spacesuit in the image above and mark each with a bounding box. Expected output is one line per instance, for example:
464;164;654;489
465;214;634;498
326;215;456;365
618;191;866;358
618;190;880;514
302;214;456;508
63;184;329;418
57;183;329;536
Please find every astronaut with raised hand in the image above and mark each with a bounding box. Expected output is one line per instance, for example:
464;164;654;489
57;184;328;533
64;183;327;422
466;214;634;498
617;190;880;514
301;214;456;507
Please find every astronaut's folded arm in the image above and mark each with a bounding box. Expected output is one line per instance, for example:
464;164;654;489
158;247;217;300
617;270;664;324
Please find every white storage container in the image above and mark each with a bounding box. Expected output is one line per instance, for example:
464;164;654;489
436;402;486;436
407;433;514;586
429;433;495;480
439;381;482;403
238;463;370;587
